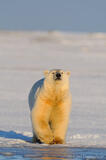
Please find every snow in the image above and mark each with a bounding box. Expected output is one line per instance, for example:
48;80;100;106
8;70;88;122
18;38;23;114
0;31;106;148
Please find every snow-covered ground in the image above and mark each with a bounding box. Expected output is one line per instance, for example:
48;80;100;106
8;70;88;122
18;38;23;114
0;31;106;148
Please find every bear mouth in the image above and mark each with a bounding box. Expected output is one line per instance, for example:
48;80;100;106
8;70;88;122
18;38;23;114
55;77;61;80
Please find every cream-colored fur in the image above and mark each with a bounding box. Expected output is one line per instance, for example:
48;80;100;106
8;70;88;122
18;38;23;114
31;69;72;144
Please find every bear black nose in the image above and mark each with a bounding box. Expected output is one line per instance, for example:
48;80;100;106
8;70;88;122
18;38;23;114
56;73;61;78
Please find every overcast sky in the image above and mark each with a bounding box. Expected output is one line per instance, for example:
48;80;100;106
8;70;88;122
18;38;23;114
0;0;106;32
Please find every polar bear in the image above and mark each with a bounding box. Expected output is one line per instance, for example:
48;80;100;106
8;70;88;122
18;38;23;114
28;69;72;144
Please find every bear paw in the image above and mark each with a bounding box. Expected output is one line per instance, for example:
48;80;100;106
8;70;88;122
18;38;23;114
32;135;42;144
53;137;64;144
39;134;54;144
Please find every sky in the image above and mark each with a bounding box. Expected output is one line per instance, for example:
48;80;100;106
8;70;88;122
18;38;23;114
0;0;106;32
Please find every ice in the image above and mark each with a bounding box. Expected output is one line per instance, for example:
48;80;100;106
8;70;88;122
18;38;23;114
0;31;106;148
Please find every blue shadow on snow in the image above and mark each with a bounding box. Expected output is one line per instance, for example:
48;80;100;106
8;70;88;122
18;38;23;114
0;130;32;142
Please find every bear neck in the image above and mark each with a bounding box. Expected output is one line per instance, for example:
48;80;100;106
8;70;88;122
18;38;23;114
41;80;69;101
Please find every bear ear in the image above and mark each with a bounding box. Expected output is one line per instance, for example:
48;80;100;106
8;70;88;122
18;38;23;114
44;70;49;76
66;71;71;76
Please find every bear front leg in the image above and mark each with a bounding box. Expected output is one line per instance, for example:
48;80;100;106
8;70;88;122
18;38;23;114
52;102;71;144
53;118;69;144
31;100;54;144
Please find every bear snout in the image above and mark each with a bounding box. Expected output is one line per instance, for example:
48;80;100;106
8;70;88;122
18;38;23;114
55;72;61;80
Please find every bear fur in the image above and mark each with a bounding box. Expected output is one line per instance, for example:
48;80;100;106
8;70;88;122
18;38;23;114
28;69;72;144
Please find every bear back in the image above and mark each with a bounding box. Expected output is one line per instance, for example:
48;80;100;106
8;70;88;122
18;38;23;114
28;78;44;111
